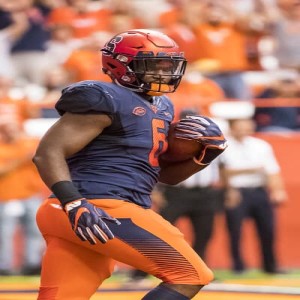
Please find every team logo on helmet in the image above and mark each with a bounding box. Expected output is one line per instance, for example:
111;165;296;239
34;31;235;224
103;36;123;53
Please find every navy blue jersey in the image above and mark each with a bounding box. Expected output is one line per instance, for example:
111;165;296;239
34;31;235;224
55;81;174;208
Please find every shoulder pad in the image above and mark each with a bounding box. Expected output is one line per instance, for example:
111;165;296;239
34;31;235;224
55;81;118;116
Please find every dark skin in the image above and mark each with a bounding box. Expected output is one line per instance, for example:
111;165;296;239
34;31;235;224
33;112;207;188
33;111;206;298
33;113;110;187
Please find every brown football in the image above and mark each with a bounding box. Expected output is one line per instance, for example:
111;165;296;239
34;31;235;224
161;122;202;162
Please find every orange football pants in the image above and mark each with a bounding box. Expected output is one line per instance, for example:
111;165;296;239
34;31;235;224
36;198;213;300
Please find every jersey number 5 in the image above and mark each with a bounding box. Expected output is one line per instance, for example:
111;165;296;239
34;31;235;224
149;119;168;167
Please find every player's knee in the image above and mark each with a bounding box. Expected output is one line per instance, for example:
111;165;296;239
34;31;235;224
200;267;214;285
186;264;214;285
169;263;214;286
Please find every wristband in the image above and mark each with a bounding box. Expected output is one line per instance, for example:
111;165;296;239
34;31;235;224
51;181;84;206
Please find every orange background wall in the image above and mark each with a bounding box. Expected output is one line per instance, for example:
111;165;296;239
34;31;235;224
177;132;300;269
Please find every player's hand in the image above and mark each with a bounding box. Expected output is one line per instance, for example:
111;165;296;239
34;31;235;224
174;115;228;165
64;199;120;245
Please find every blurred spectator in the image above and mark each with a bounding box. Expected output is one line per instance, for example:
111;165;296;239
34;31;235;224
169;67;225;121
0;7;29;79
0;120;44;275
47;0;111;39
187;0;268;100
0;75;39;125
162;0;270;72
162;1;205;63
106;0;146;34
264;0;300;71
45;23;82;66
130;0;171;28
63;31;112;82
235;0;274;71
158;0;193;28
30;66;70;118
254;73;300;132
1;0;51;85
220;117;288;274
35;0;67;12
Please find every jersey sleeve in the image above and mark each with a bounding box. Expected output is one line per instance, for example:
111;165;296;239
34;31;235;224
55;81;118;117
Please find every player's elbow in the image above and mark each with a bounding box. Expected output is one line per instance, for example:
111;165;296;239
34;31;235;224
32;149;54;169
32;152;45;169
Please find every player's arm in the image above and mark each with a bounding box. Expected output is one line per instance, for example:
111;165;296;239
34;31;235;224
33;112;120;245
158;157;207;185
159;115;227;185
33;112;110;186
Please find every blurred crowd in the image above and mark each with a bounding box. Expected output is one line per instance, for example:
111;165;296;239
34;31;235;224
0;0;300;130
0;0;299;276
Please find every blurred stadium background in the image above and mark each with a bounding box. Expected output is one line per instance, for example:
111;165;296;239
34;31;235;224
0;0;300;299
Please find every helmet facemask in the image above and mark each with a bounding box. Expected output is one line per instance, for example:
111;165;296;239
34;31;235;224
130;56;187;96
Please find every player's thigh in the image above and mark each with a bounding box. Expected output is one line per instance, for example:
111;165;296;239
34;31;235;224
37;198;213;285
92;200;214;285
37;199;115;299
38;236;114;300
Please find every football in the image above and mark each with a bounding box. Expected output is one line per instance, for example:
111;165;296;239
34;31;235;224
161;122;202;162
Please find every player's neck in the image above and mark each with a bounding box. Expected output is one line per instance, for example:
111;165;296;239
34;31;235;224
139;93;154;103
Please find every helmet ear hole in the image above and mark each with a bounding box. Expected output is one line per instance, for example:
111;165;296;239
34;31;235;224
107;63;117;69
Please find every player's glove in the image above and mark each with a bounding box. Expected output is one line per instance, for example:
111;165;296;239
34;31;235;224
64;199;120;245
174;115;228;165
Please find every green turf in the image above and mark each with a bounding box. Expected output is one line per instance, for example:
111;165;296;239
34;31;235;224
1;268;300;285
0;276;40;284
213;268;300;280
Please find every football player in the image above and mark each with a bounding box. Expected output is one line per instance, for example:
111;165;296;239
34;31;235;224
33;29;227;300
